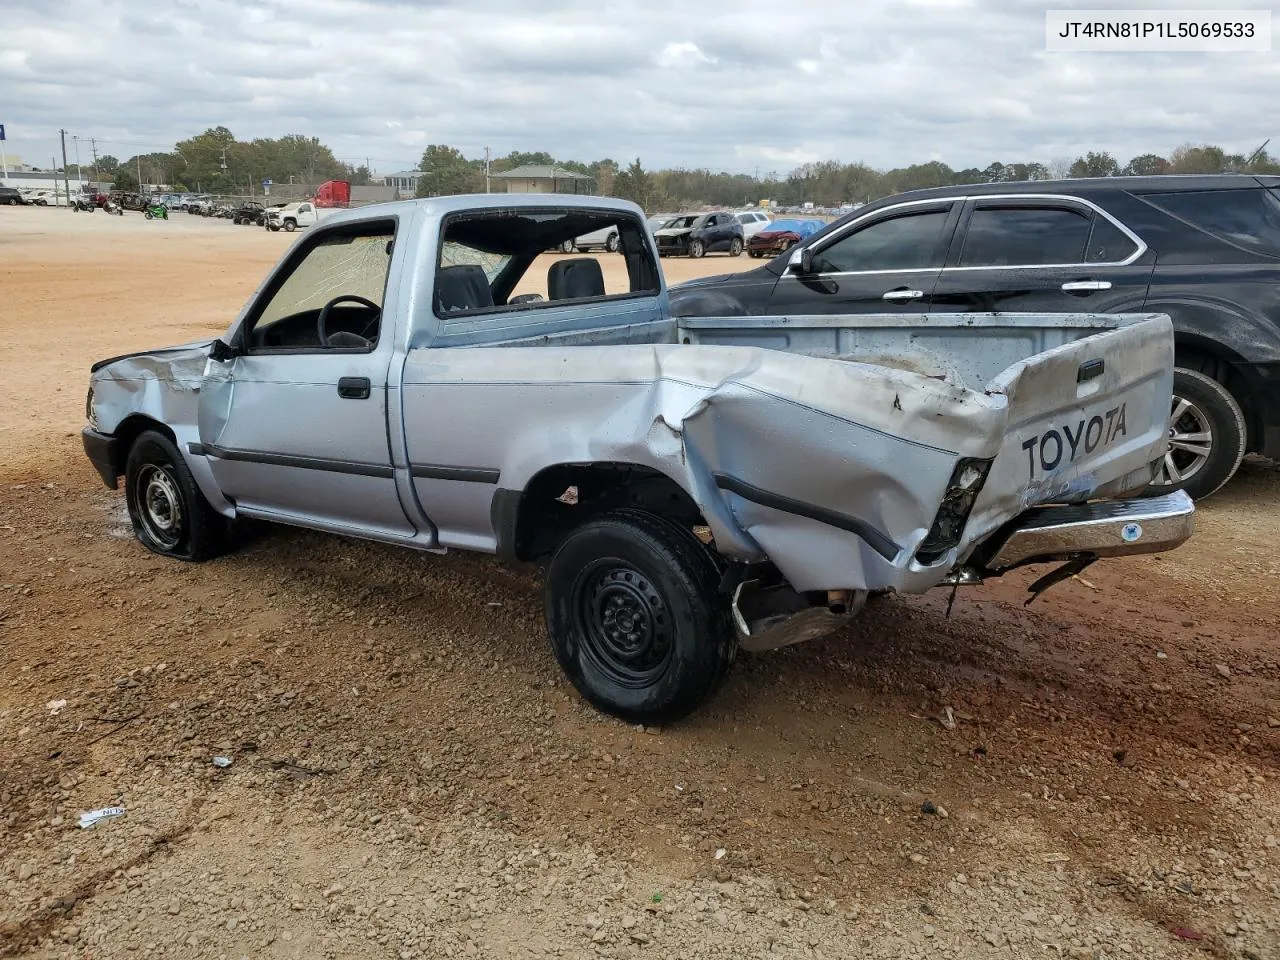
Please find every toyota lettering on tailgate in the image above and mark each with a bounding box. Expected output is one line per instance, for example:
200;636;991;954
1021;403;1128;479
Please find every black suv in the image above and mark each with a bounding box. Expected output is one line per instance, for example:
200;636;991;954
0;185;26;206
670;175;1280;500
654;212;745;258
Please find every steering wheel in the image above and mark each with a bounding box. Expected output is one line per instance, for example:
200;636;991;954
316;294;381;348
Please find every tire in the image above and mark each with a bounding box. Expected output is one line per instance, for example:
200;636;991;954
605;233;619;253
144;211;153;220
125;431;228;561
689;238;706;259
544;509;735;724
748;250;762;258
1147;367;1247;500
729;237;743;257
559;240;574;254
283;220;296;232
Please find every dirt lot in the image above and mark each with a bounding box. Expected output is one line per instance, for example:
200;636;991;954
1;205;1278;960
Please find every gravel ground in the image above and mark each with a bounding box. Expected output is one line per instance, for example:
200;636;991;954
1;205;1278;959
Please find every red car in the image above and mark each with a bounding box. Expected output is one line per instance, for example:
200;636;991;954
746;218;825;258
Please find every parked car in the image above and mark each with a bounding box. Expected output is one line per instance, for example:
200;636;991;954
646;213;677;233
570;223;621;253
746;218;825;258
233;201;267;226
0;185;27;205
81;194;1192;723
24;189;65;206
186;196;212;215
670;174;1280;500
734;210;773;239
654;212;745;258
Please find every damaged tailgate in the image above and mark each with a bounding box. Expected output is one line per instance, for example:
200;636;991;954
963;314;1174;549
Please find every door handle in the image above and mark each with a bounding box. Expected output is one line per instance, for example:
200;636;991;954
1061;280;1112;293
337;376;371;399
882;288;925;302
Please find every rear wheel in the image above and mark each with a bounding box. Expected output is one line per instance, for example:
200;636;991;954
545;510;735;724
605;233;620;253
689;238;706;259
728;237;743;257
125;431;228;561
559;240;574;254
1148;367;1247;500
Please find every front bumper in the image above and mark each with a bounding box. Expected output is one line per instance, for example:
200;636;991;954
981;490;1194;571
82;427;120;490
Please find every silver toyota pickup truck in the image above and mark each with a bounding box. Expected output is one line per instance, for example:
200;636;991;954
81;195;1193;722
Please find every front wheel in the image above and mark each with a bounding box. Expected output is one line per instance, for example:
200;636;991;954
545;510;735;724
125;431;228;561
1148;367;1247;500
689;238;706;259
605;233;620;253
283;220;296;232
728;237;743;257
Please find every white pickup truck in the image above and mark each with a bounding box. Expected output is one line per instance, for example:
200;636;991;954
264;200;336;232
81;195;1193;722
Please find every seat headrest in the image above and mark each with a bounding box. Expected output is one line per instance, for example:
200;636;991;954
547;258;606;301
437;264;494;312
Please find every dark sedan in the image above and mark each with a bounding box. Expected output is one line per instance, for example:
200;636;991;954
746;217;825;258
670;174;1280;501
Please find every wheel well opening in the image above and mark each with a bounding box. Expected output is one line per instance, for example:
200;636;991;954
1173;338;1258;450
506;463;705;563
112;416;176;475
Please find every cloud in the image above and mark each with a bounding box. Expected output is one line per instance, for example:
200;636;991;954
0;0;1270;176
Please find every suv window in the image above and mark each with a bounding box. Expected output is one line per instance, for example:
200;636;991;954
1144;188;1280;259
813;209;951;273
1085;216;1139;263
959;206;1092;267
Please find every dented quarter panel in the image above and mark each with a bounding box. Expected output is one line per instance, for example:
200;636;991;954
402;342;1006;592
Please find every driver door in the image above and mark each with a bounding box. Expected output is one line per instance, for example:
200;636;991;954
196;219;414;538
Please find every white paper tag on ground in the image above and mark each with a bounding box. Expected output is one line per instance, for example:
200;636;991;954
79;806;126;829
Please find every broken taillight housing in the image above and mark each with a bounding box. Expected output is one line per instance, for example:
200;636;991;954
915;457;993;565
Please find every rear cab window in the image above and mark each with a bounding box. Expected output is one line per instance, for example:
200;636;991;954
434;208;660;319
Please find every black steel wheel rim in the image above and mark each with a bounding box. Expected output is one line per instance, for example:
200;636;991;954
572;560;674;688
133;462;184;549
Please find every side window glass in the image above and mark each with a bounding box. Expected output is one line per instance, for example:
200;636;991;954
249;225;394;351
1144;188;1280;259
1085;216;1139;263
813;210;951;273
959;206;1091;267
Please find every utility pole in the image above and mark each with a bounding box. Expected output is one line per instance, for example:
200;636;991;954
90;137;100;185
59;129;71;203
137;154;144;195
485;146;491;194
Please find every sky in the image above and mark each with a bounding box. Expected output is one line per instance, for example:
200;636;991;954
0;0;1275;177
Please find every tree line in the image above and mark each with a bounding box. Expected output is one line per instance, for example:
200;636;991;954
416;141;1280;211
61;128;1279;208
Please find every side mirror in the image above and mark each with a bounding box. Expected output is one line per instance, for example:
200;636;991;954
209;338;238;362
788;246;814;274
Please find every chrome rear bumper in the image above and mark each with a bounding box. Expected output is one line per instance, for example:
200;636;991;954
984;490;1194;571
